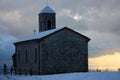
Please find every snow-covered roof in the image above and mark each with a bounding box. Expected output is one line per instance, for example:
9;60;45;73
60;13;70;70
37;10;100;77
15;26;90;44
40;6;55;13
15;27;65;43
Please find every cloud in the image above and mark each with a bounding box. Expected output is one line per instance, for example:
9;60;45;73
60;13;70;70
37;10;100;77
0;10;21;21
86;8;120;36
89;52;120;71
0;0;120;37
85;30;120;57
0;34;18;65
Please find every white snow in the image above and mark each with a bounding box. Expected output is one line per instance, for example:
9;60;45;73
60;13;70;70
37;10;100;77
16;27;66;43
40;6;55;13
0;72;120;80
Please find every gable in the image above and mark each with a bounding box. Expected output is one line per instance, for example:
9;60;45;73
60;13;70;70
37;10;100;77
41;28;90;45
64;28;90;42
41;28;90;43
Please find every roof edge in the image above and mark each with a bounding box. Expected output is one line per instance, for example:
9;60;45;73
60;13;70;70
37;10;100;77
14;26;90;45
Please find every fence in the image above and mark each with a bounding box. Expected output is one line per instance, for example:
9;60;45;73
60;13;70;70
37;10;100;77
0;65;34;76
0;64;118;75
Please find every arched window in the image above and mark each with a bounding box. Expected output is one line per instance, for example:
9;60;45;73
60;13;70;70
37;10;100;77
48;20;51;30
17;50;20;63
25;50;28;63
40;21;42;31
35;48;37;63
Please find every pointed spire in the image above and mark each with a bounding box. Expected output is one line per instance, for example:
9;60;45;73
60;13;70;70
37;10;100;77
40;6;55;13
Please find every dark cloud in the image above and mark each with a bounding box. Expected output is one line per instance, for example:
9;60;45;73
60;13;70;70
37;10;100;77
86;30;120;57
87;9;120;35
1;0;119;37
0;34;18;65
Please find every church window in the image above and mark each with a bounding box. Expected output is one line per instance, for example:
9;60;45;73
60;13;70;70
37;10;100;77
40;22;42;27
25;50;28;63
40;22;42;30
35;48;37;63
48;20;51;30
17;50;20;63
46;52;49;60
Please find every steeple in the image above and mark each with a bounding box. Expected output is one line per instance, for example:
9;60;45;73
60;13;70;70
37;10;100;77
39;6;56;32
40;6;55;13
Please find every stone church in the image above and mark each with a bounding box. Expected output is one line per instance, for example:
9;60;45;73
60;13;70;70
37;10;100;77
12;6;90;75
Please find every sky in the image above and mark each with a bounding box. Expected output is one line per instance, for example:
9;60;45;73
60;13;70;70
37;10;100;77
0;0;120;71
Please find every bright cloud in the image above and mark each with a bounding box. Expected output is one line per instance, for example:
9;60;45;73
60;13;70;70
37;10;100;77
0;10;22;23
89;52;120;71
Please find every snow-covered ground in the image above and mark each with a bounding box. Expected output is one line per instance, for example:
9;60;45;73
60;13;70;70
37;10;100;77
0;72;120;80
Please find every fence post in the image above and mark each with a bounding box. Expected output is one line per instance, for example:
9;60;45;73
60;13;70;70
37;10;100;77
10;66;13;75
19;68;21;75
14;67;16;75
30;68;32;76
3;64;7;75
24;68;27;75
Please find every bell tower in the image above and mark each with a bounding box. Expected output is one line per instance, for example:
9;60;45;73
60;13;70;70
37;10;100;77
39;6;56;32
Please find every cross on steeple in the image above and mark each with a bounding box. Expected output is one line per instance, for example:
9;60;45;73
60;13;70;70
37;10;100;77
33;29;36;34
46;0;48;6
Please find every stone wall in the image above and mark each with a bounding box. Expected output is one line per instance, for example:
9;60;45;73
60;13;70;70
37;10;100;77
39;13;56;32
14;28;89;74
15;41;40;74
40;29;88;74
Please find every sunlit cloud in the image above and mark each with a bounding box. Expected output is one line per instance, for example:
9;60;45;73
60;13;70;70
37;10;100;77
58;9;71;16
89;52;120;71
0;10;22;23
59;9;83;21
73;14;82;21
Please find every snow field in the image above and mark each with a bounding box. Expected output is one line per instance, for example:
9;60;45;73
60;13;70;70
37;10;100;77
0;72;120;80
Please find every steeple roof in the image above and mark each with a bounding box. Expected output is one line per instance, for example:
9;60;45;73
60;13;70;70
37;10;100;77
40;6;55;13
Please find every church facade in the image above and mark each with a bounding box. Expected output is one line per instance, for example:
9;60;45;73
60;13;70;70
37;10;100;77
12;6;90;75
